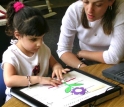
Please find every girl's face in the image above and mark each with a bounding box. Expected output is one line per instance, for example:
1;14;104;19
83;0;115;21
16;33;44;56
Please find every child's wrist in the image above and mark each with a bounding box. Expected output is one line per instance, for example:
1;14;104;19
52;63;62;70
38;76;42;84
27;76;31;88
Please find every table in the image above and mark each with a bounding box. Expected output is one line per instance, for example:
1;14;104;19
2;64;124;107
0;5;6;26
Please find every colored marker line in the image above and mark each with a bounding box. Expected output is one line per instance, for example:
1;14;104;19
48;77;76;89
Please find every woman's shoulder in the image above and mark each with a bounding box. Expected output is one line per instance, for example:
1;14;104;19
69;0;83;7
114;2;124;26
64;0;83;21
67;0;83;13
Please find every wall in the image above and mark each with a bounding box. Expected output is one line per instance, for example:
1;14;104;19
1;0;76;9
49;0;76;8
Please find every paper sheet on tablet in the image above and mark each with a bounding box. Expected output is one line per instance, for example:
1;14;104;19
20;71;112;107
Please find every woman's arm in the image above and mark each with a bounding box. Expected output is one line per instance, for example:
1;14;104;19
77;24;124;64
77;50;104;63
60;52;87;68
103;24;124;64
57;2;85;68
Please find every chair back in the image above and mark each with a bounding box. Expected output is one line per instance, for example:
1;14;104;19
0;63;6;106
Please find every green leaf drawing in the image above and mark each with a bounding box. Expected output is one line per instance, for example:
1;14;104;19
65;86;71;93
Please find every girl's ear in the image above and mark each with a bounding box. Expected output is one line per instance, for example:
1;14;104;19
14;31;20;39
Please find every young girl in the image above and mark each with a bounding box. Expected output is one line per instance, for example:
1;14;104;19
1;1;69;102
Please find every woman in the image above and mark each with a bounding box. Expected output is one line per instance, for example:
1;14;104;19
57;0;124;68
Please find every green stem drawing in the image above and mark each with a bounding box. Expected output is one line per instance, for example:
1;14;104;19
63;81;83;93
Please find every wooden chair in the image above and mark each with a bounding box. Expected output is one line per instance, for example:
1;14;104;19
19;0;57;18
0;63;6;106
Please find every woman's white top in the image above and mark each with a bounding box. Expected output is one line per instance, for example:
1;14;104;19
1;41;51;101
57;0;124;64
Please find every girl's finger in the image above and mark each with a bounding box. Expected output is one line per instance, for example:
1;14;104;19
50;79;61;86
52;72;55;78
56;71;61;81
50;82;58;87
64;68;70;71
62;69;67;74
58;70;63;80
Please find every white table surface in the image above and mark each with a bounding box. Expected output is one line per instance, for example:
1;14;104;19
0;5;7;26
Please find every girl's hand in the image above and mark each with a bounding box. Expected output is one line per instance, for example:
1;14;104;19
39;77;62;87
52;64;70;81
49;55;70;81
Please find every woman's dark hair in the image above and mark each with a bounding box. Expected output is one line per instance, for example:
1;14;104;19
5;1;49;37
81;1;119;35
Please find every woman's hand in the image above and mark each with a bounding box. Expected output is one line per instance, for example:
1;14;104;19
38;77;62;87
77;51;83;59
77;50;104;63
52;63;70;81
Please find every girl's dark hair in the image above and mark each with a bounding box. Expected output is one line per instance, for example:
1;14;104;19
81;1;119;35
5;1;49;37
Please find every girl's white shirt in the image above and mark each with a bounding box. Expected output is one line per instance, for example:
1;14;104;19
57;0;124;64
1;40;51;101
